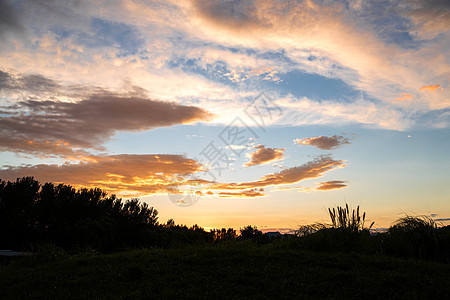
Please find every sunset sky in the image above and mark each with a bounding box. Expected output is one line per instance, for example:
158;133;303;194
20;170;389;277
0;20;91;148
0;0;449;231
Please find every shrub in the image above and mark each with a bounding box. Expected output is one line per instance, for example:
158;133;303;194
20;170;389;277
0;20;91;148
385;215;446;261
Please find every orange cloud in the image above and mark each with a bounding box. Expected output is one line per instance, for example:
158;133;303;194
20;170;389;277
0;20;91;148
217;189;265;198
315;180;348;191
0;154;346;198
419;85;443;92
294;135;350;150
0;154;204;196
395;93;413;101
211;156;345;190
273;185;303;191
244;144;285;167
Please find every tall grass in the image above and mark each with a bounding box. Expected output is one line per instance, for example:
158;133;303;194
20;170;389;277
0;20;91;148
293;223;327;237
328;204;374;232
386;215;445;260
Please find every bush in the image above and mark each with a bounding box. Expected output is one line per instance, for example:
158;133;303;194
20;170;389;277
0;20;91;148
385;215;448;261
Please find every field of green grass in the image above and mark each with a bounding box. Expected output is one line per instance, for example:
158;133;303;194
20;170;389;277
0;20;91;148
2;244;449;299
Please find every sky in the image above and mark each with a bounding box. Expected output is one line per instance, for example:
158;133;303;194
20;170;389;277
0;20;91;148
0;0;449;232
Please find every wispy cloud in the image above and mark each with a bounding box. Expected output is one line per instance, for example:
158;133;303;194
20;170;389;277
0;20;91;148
1;0;448;131
244;144;285;167
184;0;450;121
315;180;348;191
217;188;265;198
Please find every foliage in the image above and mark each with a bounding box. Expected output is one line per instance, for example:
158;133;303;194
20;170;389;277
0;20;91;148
1;178;449;263
0;177;161;251
293;222;327;237
239;225;264;242
211;228;237;242
384;215;447;261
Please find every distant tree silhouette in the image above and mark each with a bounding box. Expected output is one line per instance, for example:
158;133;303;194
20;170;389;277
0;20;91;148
190;224;206;232
165;218;176;228
0;177;159;251
239;225;263;241
211;228;237;241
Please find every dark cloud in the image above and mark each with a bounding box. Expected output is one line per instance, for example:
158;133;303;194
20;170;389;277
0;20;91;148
244;144;284;167
0;0;24;39
315;180;348;191
0;70;213;156
190;0;266;31
409;0;450;12
435;218;450;222
0;154;203;196
294;135;350;150
407;0;450;38
0;69;60;94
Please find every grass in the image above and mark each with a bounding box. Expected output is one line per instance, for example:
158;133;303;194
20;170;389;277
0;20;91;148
328;204;374;232
386;215;446;260
1;244;449;299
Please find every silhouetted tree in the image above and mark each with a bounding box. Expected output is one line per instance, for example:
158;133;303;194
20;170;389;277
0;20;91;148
0;177;160;251
211;228;237;241
239;225;263;241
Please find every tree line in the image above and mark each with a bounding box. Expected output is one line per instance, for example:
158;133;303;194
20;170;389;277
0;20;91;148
1;177;449;262
0;177;268;252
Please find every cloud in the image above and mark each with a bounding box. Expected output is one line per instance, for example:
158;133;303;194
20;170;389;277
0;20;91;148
407;0;450;39
435;218;450;222
0;72;213;156
315;180;348;191
211;156;345;190
395;93;413;101
0;69;59;94
185;0;450;117
244;144;285;167
419;85;443;92
217;188;265;198
1;0;448;131
272;185;303;191
0;0;448;160
0;1;24;40
275;95;414;131
0;154;203;196
0;153;345;198
294;135;350;150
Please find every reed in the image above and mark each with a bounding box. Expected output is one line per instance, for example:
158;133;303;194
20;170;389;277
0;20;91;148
328;204;374;232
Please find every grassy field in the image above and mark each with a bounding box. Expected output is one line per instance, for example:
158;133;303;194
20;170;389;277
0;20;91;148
1;244;449;299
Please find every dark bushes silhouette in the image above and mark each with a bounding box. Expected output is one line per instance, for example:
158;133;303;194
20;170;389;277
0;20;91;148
383;215;449;261
290;205;449;261
0;177;208;251
1;178;448;262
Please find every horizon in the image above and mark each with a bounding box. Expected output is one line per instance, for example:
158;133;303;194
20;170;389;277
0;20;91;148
0;0;449;232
